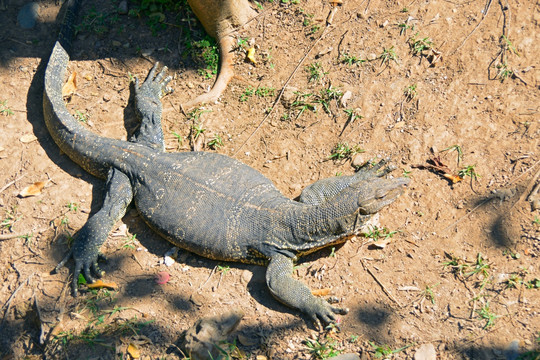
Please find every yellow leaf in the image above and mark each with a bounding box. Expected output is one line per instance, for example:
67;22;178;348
62;71;77;98
127;342;140;359
246;47;257;65
87;279;118;290
311;288;331;297
19;181;47;197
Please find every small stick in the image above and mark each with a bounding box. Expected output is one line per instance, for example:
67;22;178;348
233;23;339;156
360;259;403;307
1;273;35;326
450;0;493;56
0;174;25;195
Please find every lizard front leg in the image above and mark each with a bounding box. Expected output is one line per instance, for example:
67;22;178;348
56;168;133;295
266;253;348;328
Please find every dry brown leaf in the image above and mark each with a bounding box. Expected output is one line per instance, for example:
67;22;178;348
246;47;257;65
442;173;463;183
20;134;38;143
62;71;77;98
127;342;140;359
19;181;47;197
330;0;343;5
311;288;331;297
86;279;118;290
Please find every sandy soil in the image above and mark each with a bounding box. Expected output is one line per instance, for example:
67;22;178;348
0;0;539;358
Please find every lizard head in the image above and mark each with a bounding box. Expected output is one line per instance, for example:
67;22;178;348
357;177;410;215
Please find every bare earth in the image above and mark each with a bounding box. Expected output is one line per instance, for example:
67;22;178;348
0;0;539;358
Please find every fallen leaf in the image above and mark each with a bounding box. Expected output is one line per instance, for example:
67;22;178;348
246;47;257;65
19;181;47;197
62;71;77;98
155;271;170;285
127;342;140;359
311;288;331;297
86;279;118;290
330;0;343;5
20;134;38;143
442;173;463;183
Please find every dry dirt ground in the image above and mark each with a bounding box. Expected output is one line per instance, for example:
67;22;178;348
0;0;539;359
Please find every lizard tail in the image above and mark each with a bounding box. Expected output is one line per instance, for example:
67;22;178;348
58;0;82;55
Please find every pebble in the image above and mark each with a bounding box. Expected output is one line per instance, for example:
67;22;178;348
117;0;128;15
414;343;436;360
17;2;39;29
351;153;365;168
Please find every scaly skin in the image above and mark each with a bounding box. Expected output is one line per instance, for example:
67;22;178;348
46;0;409;327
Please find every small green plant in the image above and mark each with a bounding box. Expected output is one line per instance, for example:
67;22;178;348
340;53;366;65
207;134;224;149
315;86;343;113
421;283;439;304
533;217;540;225
171;131;184;147
74;110;88;123
476;303;497;329
349;335;359;343
0;100;14;116
409;33;433;56
404;84;417;101
122;234;138;250
379;46;398;65
191;37;219;79
364;226;398;242
240;86;255;102
370;342;413;359
305;336;341;359
402;169;412;177
291;91;316;119
192;123;206;140
66;202;79;212
187;107;212;122
398;22;413;36
255;86;276;97
442;144;464;165
496;62;513;82
217;264;231;274
343;108;363;124
458;165;480;181
329;142;364;161
501;34;519;56
2;206;20;231
306;62;327;82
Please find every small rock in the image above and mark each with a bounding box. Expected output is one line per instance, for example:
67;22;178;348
329;354;360;360
17;2;39;29
180;308;244;360
340;90;352;107
351;153;365;168
111;40;122;47
117;0;128;15
414;343;436;360
367;53;378;61
280;86;299;109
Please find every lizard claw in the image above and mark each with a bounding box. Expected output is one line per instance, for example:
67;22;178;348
307;298;349;330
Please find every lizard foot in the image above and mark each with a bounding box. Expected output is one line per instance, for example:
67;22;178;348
306;297;349;330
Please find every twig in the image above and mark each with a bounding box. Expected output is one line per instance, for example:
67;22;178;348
1;273;35;327
0;227;48;241
450;0;493;56
360;259;403;307
233;23;340;156
0;174;25;195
